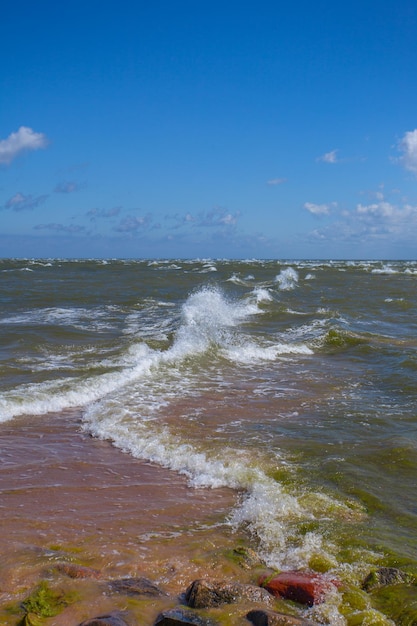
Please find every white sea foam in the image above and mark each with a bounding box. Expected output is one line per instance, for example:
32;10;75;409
275;267;299;290
226;273;247;285
224;341;313;364
251;287;273;303
0;287;259;421
371;264;397;274
0;306;117;331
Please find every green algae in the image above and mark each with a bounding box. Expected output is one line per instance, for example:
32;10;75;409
20;580;77;621
371;584;417;625
345;608;394;626
322;328;365;350
308;553;337;573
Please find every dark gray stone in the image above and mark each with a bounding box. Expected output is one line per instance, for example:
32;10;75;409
155;608;218;626
108;576;167;597
78;611;133;626
362;567;414;591
247;609;318;626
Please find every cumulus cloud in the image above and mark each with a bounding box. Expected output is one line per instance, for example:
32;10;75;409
0;126;48;164
317;149;338;163
87;207;122;219
114;214;152;232
304;202;334;216
199;207;241;227
308;199;417;246
3;192;48;211
166;207;240;230
267;177;287;185
398;129;417;174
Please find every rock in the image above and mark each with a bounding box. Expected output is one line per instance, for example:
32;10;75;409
231;547;262;569
185;579;273;608
371;583;417;624
247;609;318;626
20;613;43;626
78;612;133;626
155;608;218;626
55;562;101;579
108;576;167;597
259;571;340;606
362;567;414;591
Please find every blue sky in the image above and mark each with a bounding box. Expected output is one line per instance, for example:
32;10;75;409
1;0;417;259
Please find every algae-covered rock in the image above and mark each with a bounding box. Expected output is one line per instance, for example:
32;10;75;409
362;567;414;591
371;583;417;626
229;547;262;570
21;580;72;618
345;608;394;626
19;613;43;626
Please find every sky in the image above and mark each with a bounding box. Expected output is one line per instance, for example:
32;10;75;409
1;0;417;260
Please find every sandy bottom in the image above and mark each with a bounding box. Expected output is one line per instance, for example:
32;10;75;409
0;411;252;625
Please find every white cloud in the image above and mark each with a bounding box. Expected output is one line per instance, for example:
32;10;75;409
308;199;417;247
267;177;287;185
0;126;48;164
200;207;241;227
87;207;121;219
399;129;417;174
4;192;48;211
114;214;152;232
303;202;333;216
317;149;338;163
355;200;417;225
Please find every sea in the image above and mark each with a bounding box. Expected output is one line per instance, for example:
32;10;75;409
1;257;417;625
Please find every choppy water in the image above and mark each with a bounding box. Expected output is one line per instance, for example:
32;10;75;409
1;257;417;622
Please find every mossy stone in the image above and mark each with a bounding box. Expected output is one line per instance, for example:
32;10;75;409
21;580;75;619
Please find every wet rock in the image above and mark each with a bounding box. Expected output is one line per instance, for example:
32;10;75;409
55;562;101;579
78;611;133;626
185;578;273;608
231;547;263;569
371;583;417;625
19;613;43;626
259;571;340;606
155;607;218;626
108;576;167;597
247;609;318;626
362;567;414;591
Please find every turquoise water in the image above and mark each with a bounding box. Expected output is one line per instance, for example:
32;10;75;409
1;258;417;623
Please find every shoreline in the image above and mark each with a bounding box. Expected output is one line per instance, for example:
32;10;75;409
0;410;248;624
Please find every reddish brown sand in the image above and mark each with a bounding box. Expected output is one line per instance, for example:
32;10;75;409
0;410;249;625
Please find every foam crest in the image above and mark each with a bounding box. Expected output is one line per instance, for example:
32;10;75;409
251;287;273;303
0;287;259;421
0;344;159;422
169;287;259;358
224;341;313;364
275;267;299;290
83;399;345;570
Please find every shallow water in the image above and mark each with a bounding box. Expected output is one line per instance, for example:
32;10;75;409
1;258;417;624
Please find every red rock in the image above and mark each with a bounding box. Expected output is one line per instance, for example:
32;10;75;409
259;571;340;606
56;562;101;579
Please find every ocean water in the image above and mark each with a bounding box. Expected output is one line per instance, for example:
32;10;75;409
1;257;417;623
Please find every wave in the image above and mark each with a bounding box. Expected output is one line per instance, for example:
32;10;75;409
275;267;299;290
